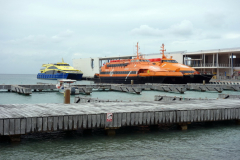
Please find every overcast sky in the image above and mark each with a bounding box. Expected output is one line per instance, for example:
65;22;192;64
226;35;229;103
1;0;240;74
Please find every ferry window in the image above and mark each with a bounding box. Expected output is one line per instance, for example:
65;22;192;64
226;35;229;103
48;66;58;69
57;64;69;66
46;71;54;74
136;60;139;62
162;60;178;63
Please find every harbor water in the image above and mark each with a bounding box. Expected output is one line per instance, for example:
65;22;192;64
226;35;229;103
1;74;240;159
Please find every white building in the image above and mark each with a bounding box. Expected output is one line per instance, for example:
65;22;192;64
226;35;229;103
184;48;240;79
73;47;240;80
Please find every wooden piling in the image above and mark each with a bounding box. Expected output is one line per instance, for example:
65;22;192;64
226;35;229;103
105;129;116;136
9;135;21;142
236;120;240;125
64;89;71;104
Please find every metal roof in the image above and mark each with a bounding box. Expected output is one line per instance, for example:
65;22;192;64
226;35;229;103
185;47;240;55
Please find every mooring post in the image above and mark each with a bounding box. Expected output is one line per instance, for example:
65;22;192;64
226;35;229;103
203;80;205;85
9;135;21;142
64;88;71;104
83;129;92;135
105;129;116;136
131;80;134;85
178;122;190;130
236;120;240;125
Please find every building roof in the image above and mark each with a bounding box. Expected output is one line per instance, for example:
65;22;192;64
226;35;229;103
185;47;240;55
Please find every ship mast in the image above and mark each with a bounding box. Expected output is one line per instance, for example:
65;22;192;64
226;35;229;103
160;43;166;59
136;42;140;59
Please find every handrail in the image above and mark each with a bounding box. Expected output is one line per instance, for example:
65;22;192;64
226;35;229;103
186;63;236;67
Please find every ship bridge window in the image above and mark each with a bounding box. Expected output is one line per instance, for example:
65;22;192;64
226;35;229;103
45;70;55;74
181;71;195;73
56;64;70;66
162;60;178;63
107;63;129;67
139;60;149;62
48;66;58;69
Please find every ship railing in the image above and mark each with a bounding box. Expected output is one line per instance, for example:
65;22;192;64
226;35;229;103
198;71;212;75
187;63;234;68
218;76;240;80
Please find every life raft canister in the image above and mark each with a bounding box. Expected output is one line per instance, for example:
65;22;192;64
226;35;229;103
56;84;61;89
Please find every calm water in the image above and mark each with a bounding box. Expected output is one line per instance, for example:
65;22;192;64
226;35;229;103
0;74;240;159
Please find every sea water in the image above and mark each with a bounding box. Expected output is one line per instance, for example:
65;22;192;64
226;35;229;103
0;74;240;159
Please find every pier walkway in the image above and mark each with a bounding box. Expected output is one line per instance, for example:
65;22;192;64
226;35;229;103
1;99;240;139
1;83;240;96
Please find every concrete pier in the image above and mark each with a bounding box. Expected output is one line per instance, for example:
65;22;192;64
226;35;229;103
10;85;32;95
110;85;142;94
1;83;240;97
72;86;92;95
222;85;240;91
0;84;57;92
218;94;240;99
154;95;212;101
187;84;223;93
0;99;239;138
150;84;186;94
74;96;123;103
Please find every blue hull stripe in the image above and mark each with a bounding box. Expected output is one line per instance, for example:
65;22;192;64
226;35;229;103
37;73;83;80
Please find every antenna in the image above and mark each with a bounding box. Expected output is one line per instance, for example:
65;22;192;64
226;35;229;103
136;42;140;59
160;43;166;59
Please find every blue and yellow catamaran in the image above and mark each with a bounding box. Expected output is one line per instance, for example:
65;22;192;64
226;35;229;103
37;59;83;80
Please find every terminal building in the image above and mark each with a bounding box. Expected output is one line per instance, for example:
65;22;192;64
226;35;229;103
73;47;240;80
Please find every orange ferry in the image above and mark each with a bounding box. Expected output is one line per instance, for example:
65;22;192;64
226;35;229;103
153;44;213;83
95;42;184;84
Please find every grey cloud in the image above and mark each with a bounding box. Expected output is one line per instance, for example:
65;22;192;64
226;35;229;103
169;20;193;36
131;20;194;37
131;25;163;36
204;12;225;28
1;0;240;74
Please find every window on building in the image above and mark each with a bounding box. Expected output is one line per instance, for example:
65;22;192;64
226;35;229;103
91;59;94;68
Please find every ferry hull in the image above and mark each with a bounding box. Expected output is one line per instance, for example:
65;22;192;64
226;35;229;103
97;74;213;84
37;73;83;80
97;76;184;84
182;74;213;84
